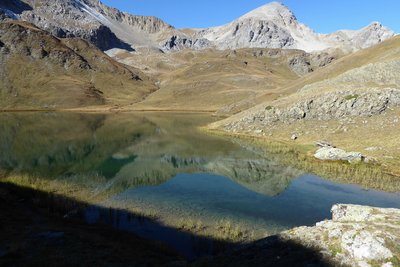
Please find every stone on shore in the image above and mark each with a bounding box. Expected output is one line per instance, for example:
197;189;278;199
281;204;400;267
314;147;363;163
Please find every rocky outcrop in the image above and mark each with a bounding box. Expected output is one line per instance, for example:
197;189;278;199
301;60;400;93
281;204;400;267
161;35;213;51
223;88;400;132
288;53;313;75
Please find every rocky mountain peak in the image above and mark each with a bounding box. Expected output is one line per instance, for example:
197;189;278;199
240;2;297;26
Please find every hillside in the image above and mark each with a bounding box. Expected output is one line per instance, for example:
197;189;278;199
0;21;157;110
114;47;340;113
211;35;400;174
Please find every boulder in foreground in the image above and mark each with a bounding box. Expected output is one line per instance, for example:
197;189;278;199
282;204;400;267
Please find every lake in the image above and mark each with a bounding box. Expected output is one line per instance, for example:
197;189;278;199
1;112;400;259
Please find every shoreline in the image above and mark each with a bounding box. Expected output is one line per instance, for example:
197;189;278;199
0;107;218;114
202;127;400;192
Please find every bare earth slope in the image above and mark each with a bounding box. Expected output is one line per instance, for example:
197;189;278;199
0;21;156;110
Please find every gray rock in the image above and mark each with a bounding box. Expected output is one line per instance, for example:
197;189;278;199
291;134;298;140
252;88;400;127
341;230;393;261
314;147;363;163
281;204;400;267
315;140;335;148
364;147;382;151
161;35;213;51
288;54;313;76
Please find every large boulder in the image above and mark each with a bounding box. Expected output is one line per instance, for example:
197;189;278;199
314;147;363;163
281;204;400;267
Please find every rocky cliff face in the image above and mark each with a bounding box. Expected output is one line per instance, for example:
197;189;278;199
0;0;174;51
222;88;400;132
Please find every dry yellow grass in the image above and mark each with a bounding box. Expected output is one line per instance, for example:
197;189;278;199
115;48;321;113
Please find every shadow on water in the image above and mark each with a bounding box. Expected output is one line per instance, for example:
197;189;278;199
0;182;336;266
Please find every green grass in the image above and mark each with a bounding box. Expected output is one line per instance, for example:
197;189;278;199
328;243;343;257
178;218;202;231
265;105;274;111
216;219;247;242
344;94;359;101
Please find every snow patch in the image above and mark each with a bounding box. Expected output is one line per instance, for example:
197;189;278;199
77;0;111;25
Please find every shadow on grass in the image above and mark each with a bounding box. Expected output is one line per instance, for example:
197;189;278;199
0;182;335;266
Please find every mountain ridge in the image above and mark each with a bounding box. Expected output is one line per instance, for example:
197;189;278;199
188;2;395;52
0;0;395;53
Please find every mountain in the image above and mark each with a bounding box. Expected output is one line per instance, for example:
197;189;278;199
0;0;176;51
0;20;156;110
188;2;394;52
0;1;395;53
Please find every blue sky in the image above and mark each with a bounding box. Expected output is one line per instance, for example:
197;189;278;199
101;0;399;33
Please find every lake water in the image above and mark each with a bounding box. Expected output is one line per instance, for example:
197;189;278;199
1;112;400;259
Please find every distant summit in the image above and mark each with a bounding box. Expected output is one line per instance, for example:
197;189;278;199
191;1;395;52
240;2;296;24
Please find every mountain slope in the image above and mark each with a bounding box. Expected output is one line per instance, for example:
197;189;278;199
213;35;400;127
123;47;338;113
211;35;400;173
0;21;156;110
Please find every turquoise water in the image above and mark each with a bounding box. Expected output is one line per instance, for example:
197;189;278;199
1;112;400;259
